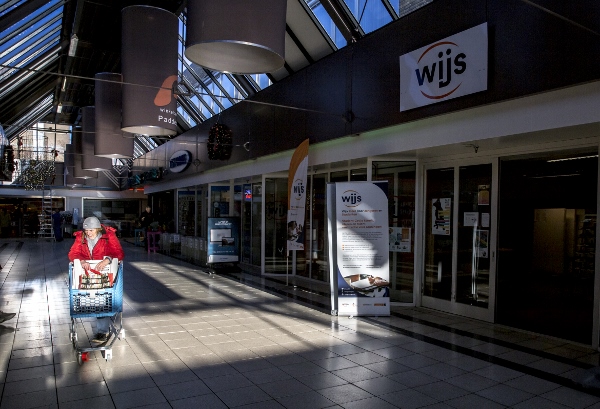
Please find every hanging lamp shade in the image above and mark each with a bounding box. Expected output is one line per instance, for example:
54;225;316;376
72;130;97;179
64;144;82;186
121;6;178;136
81;106;112;171
185;0;287;74
94;73;134;158
64;143;74;168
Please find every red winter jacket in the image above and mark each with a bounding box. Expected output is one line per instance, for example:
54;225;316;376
68;225;125;262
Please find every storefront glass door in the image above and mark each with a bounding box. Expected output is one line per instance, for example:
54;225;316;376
373;161;416;304
422;162;496;321
497;153;597;344
264;177;290;274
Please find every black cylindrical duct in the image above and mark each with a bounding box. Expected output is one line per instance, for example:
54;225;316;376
121;6;178;136
95;73;134;158
81;106;112;171
72;130;97;179
185;0;287;74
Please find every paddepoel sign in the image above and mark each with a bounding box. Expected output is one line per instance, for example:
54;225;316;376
400;23;488;112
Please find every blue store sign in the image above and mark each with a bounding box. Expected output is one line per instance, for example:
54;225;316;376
169;150;192;173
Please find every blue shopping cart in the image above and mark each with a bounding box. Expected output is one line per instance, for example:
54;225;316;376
69;261;124;364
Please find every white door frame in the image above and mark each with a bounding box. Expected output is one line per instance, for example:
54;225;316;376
419;157;498;322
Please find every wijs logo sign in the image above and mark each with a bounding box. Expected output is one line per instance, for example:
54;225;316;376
340;190;361;207
292;179;305;200
400;23;487;112
287;139;309;252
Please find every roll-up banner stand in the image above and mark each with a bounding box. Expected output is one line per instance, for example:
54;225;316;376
207;217;240;264
327;181;390;317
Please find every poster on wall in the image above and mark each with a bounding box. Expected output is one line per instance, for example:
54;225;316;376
432;198;451;235
478;185;490;205
476;229;489;258
481;212;490;228
464;212;479;227
207;217;240;264
389;227;411;252
328;181;390;316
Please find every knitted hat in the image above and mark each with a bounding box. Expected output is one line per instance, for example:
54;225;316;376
83;216;101;229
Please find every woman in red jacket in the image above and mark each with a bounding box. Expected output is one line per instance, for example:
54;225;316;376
68;216;124;342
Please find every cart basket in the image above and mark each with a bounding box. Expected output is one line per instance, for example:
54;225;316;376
69;262;123;318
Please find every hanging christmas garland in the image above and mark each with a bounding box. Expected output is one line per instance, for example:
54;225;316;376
207;123;232;161
22;159;55;190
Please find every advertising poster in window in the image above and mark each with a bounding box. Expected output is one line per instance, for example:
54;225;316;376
432;198;451;235
478;185;490;205
389;227;411;252
329;181;390;316
207;217;240;263
476;229;489;258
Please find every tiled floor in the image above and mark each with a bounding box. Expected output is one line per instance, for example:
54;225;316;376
1;238;600;408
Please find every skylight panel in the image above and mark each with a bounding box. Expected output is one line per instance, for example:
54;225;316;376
343;0;392;34
304;0;346;48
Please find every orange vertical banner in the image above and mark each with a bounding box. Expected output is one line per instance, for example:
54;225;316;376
287;139;309;251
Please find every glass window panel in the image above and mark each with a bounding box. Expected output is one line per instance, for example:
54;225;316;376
0;1;28;18
2;25;60;69
247;73;272;91
343;0;392;34
350;168;367;181
264;178;288;273
177;107;192;128
398;0;434;17
304;0;345;48
251;182;263;266
0;0;57;39
309;173;329;281
0;6;61;51
424;168;454;300
0;0;62;38
456;164;491;308
374;161;416;303
330;170;348;182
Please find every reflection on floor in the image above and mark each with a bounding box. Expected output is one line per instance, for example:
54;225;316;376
1;238;600;409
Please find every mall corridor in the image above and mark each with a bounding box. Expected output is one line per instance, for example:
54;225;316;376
1;239;600;409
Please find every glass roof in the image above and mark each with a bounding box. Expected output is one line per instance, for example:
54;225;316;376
0;0;434;162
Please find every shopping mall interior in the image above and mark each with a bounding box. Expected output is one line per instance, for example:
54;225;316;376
0;0;599;407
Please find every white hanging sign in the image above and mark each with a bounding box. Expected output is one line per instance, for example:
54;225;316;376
400;23;488;111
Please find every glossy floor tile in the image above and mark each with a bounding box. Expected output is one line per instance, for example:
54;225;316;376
0;238;600;408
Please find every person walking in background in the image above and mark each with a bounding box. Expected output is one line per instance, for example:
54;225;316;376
51;209;63;242
68;216;124;342
140;206;153;230
139;206;153;249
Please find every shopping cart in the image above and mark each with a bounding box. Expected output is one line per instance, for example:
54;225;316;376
68;260;125;364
